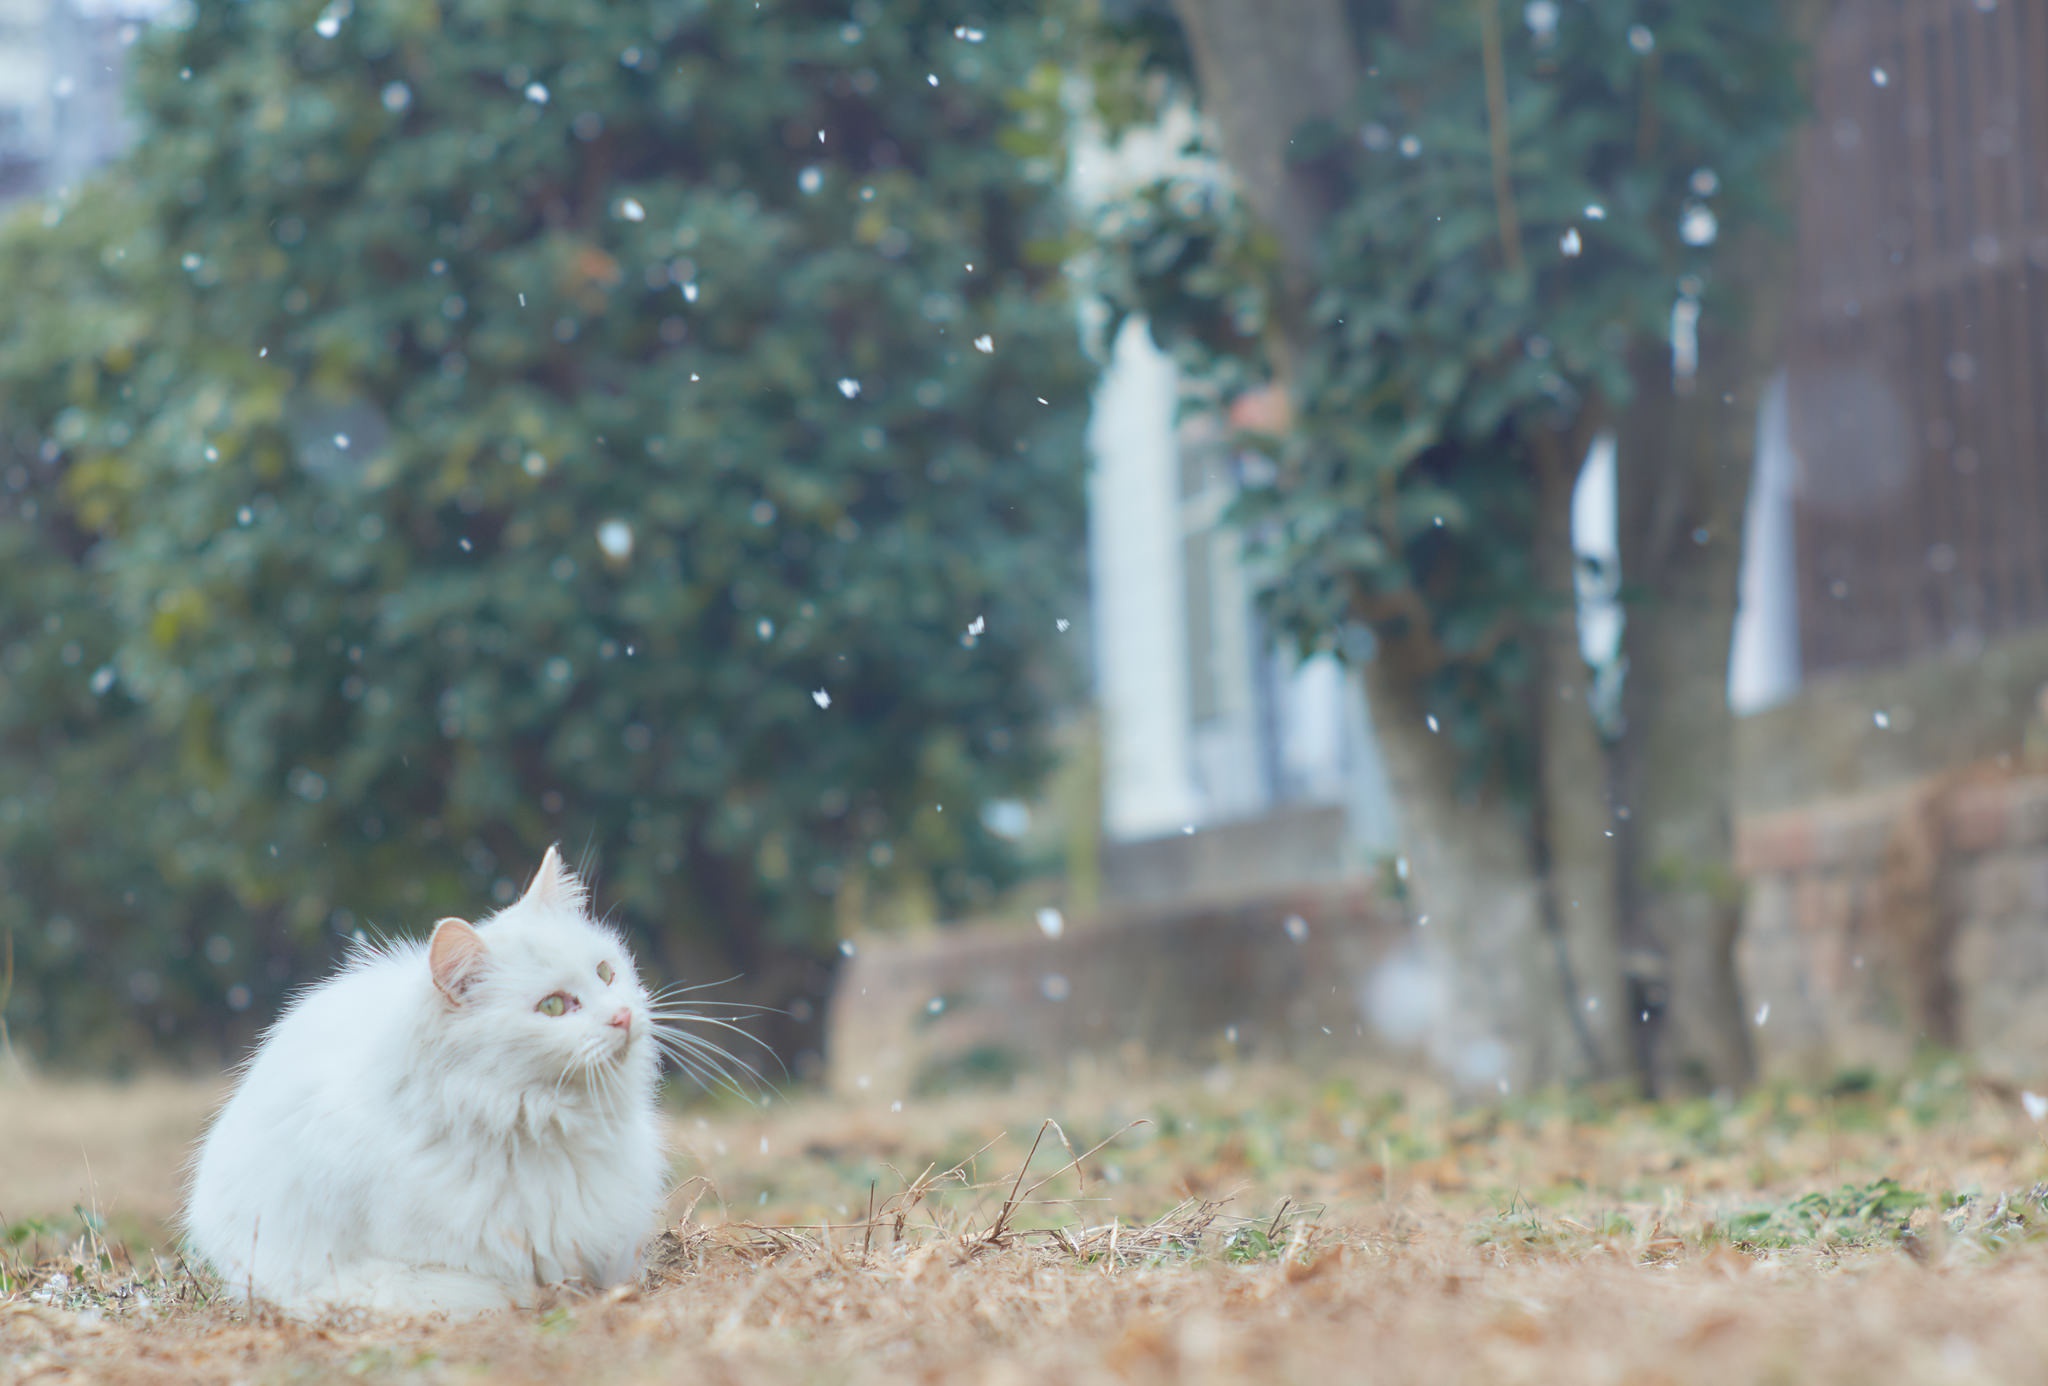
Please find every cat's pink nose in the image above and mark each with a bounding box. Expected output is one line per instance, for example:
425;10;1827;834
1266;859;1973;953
607;1007;632;1033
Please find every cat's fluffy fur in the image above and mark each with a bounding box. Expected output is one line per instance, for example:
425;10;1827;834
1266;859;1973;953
184;847;665;1318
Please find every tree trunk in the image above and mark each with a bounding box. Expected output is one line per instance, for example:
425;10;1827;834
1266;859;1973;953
1171;0;1592;1089
1613;355;1757;1093
1361;653;1576;1091
1531;430;1631;1079
1612;0;1821;1094
1170;0;1361;278
1615;301;1786;1093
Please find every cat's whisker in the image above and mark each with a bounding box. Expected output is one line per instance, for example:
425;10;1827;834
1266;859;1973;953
650;1024;775;1082
647;982;790;1015
650;1026;779;1096
578;1048;621;1122
648;1028;767;1098
650;1041;739;1099
550;1043;591;1105
647;999;786;1016
651;1040;786;1089
586;1062;630;1129
648;975;745;1002
648;1028;736;1077
647;1009;782;1050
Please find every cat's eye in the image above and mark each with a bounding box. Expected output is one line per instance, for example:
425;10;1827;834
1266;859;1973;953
536;993;571;1018
597;961;615;985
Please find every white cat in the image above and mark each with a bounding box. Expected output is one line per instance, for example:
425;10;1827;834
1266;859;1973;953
184;846;667;1318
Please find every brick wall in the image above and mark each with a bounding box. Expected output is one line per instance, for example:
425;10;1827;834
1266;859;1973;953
827;763;2048;1096
830;627;2048;1096
1737;763;2048;1083
1099;803;1355;907
823;882;1411;1099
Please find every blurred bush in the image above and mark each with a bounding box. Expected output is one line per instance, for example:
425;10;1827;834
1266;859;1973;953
0;0;1094;1067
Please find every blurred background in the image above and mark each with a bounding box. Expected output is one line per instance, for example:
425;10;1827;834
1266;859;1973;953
0;0;2038;1109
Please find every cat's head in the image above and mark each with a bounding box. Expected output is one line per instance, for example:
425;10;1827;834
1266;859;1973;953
423;845;654;1090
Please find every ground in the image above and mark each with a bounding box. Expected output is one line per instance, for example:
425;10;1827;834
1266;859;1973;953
6;1061;2048;1383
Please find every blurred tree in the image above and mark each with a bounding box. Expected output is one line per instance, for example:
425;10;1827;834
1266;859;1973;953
1090;0;1806;1091
0;0;1093;1067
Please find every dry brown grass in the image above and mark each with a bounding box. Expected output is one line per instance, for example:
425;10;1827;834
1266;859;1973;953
0;1075;222;1239
8;1061;2048;1383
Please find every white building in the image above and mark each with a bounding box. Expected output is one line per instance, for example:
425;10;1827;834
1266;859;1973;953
0;0;139;206
1071;112;1801;906
1072;112;1399;904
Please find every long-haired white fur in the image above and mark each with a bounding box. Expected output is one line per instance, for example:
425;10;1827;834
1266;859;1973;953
183;846;666;1318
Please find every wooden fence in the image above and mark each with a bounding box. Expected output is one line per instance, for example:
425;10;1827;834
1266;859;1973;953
1789;0;2048;675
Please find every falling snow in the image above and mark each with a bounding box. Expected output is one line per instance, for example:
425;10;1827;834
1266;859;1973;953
596;519;634;561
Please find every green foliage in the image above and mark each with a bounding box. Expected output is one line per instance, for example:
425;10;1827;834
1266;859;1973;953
1094;0;1802;786
1720;1178;1931;1249
1218;1201;1320;1262
1081;0;1193;140
0;0;1094;1062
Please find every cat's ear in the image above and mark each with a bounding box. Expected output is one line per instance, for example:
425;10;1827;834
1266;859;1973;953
520;843;587;911
429;917;489;1004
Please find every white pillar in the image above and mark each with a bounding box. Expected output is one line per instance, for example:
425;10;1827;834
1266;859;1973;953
1729;370;1802;713
1087;317;1203;839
